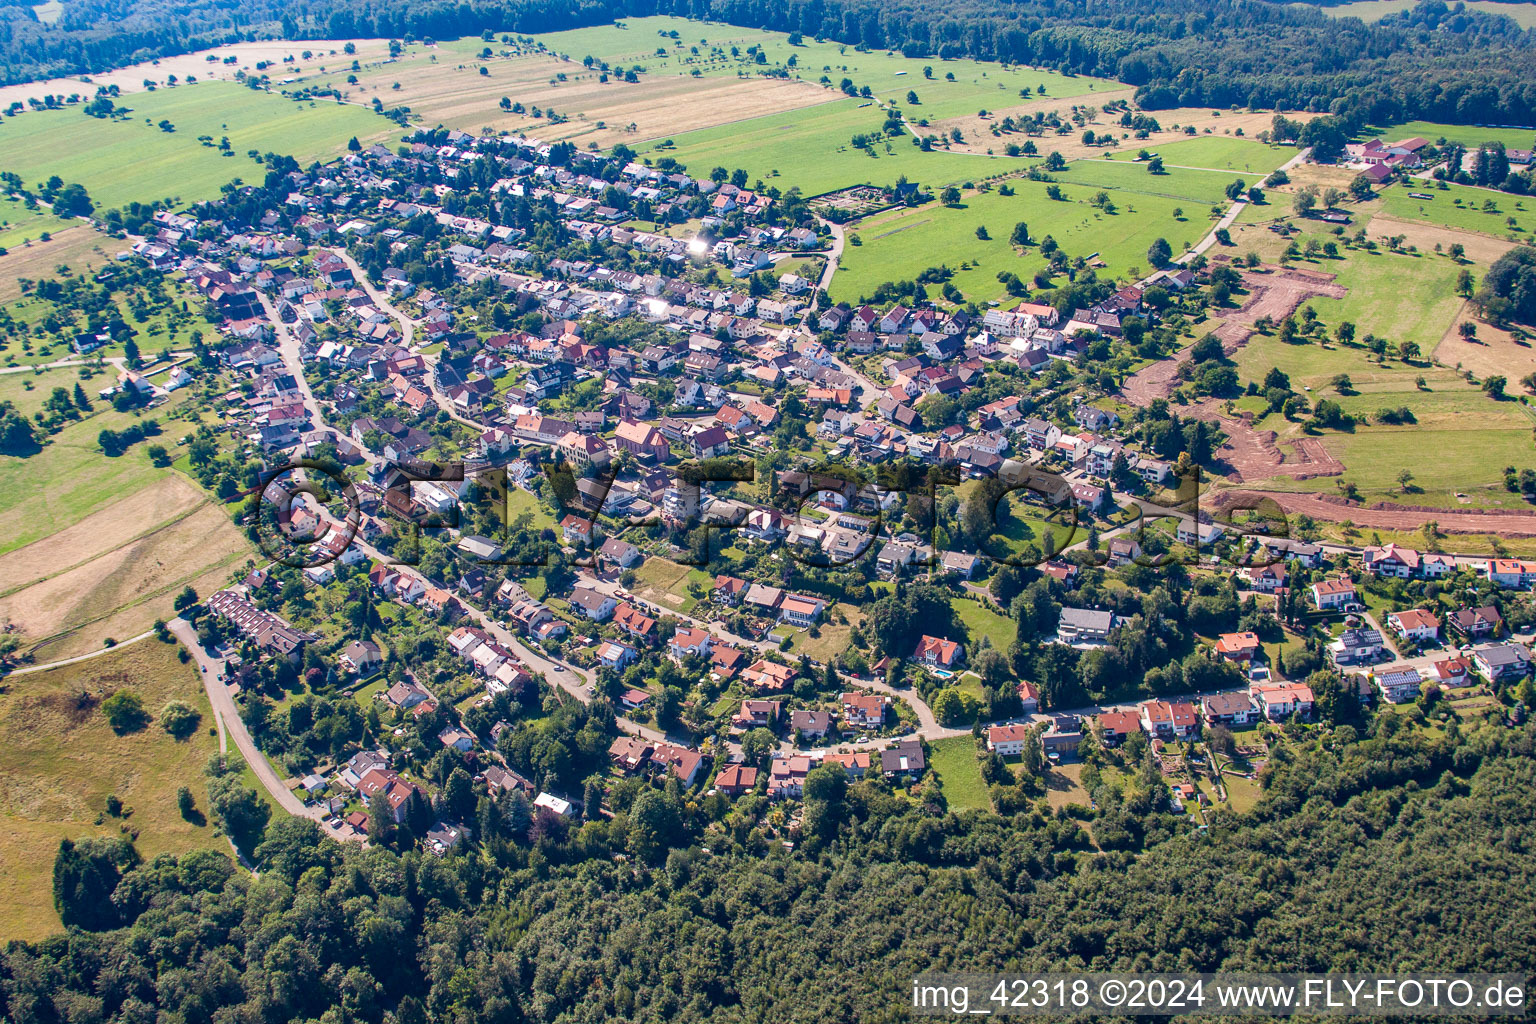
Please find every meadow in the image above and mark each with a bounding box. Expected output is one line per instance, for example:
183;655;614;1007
1057;157;1251;205
0;639;220;942
832;177;1209;303
641;99;1008;197
1136;136;1296;175
1229;320;1534;505
928;734;990;812
0;81;395;211
1372;181;1536;240
1314;0;1536;26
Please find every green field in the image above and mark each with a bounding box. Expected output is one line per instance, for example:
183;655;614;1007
532;16;1117;120
1373;181;1536;240
928;734;990;812
0;639;221;942
832;177;1207;302
0;205;77;251
1138;136;1297;175
1058;157;1249;205
1368;119;1536;152
1230;304;1535;504
1315;0;1536;25
953;597;1015;651
641;99;1010;197
0;81;396;211
0;373;201;554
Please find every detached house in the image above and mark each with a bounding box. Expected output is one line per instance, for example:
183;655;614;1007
913;635;962;669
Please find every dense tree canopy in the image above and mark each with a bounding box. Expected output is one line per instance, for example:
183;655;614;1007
7;715;1535;1021
3;0;1536;126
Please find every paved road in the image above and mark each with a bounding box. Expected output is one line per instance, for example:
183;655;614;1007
1179;201;1247;264
814;219;845;294
263;292;323;414
3;629;154;676
323;248;417;347
168;617;328;823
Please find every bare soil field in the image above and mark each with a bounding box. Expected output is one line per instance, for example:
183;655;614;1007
1364;215;1517;264
0;225;111;302
1122;265;1350;482
1213;489;1536;535
315;47;831;148
0;38;392;109
935;103;1315;163
0;497;251;659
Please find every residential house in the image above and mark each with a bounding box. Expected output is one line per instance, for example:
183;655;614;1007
1311;578;1358;611
1057;607;1113;643
1387;608;1441;644
1139;699;1199;739
913;635;963;669
1472;642;1533;682
1201;692;1258;726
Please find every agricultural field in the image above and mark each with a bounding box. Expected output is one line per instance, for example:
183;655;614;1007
1140;136;1297;175
0;80;396;211
0;478;252;660
1057;158;1251;205
0;639;220;942
1228;317;1535;506
0;367;207;554
296;36;832;150
529;16;1114;120
1314;0;1536;26
832;177;1209;303
928;734;990;812
641;99;1007;198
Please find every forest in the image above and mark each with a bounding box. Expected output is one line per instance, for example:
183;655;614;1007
4;0;1536;126
13;712;1536;1022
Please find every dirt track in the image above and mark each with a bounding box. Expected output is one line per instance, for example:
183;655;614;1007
1213;489;1536;537
1121;265;1349;482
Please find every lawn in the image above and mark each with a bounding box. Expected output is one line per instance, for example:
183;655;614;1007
1138;136;1296;175
630;555;698;611
0;639;221;942
832;177;1207;303
793;602;862;663
0;81;395;211
953;597;1015;651
504;484;556;531
928;735;990;812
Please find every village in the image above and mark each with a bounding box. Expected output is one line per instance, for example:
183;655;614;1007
81;122;1536;853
